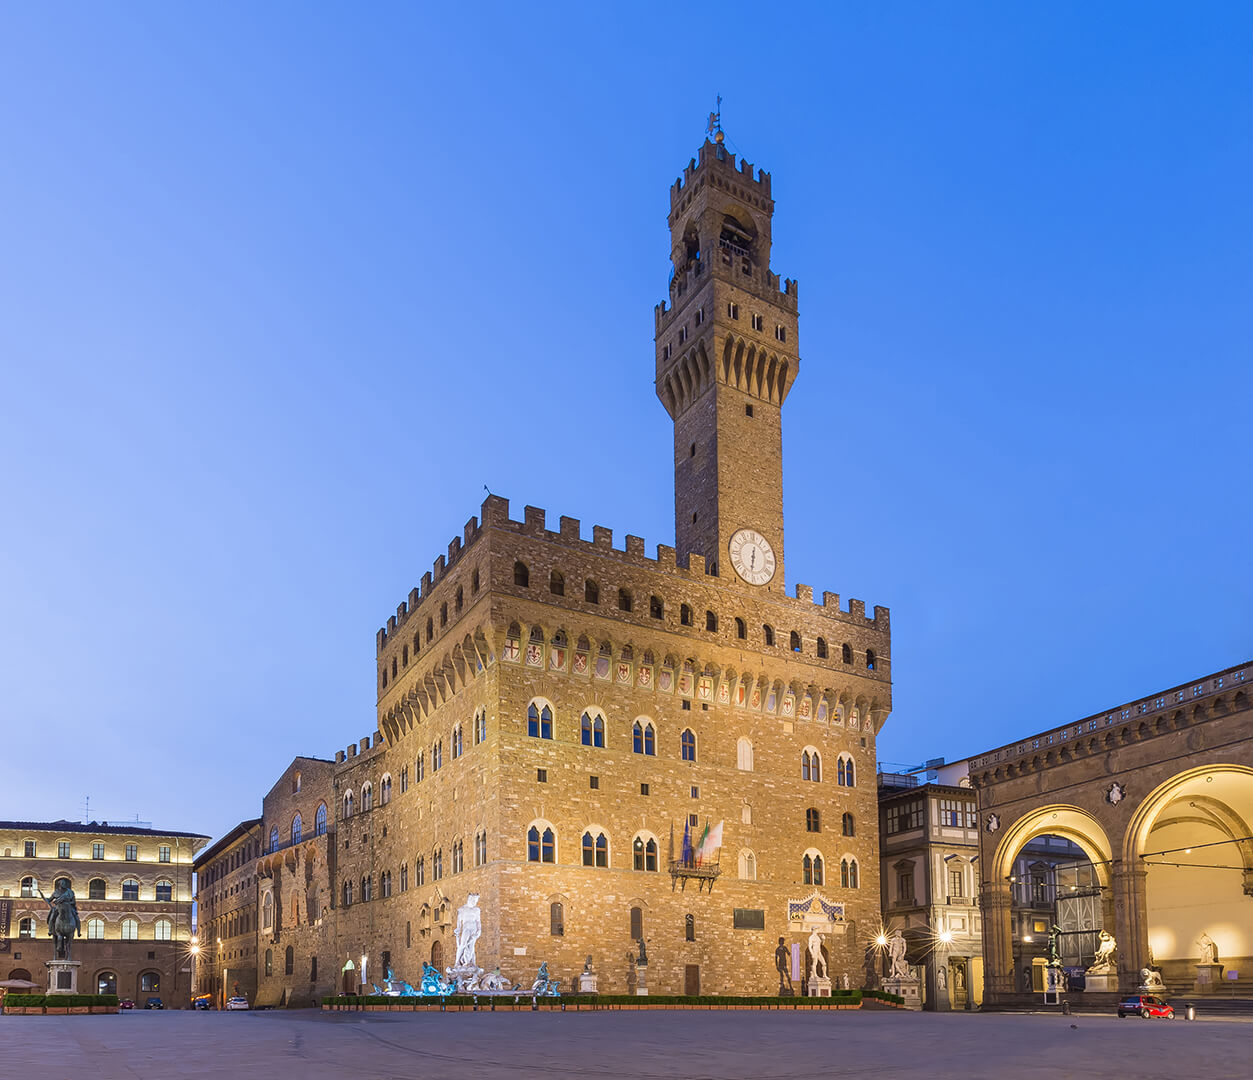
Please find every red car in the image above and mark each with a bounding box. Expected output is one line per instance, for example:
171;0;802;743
1118;994;1174;1018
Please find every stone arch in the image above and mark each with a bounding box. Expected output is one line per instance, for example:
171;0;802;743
992;805;1114;889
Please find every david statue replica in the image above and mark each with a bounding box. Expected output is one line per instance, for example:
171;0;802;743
39;880;81;961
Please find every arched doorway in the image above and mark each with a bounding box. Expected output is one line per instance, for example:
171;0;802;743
1125;764;1253;992
7;968;31;982
97;971;118;996
985;805;1114;1000
430;940;444;971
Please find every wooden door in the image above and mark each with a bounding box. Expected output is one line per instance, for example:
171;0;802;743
684;964;700;996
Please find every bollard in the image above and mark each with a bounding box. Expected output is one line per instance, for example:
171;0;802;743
1061;1000;1071;1015
1186;1003;1196;1021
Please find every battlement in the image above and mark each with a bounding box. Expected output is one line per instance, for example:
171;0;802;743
655;265;799;333
375;512;485;653
670;139;772;207
334;730;385;765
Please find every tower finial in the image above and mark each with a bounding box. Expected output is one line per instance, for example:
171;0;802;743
706;94;724;143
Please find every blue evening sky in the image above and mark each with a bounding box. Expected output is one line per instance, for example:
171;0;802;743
2;3;1249;843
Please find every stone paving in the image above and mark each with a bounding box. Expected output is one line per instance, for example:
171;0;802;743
0;1007;1246;1079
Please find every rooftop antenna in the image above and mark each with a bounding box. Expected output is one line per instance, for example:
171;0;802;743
706;94;724;144
83;794;90;824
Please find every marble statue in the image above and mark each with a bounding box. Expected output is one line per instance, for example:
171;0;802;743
584;955;594;974
1140;967;1166;991
481;968;517;992
1088;930;1117;974
937;965;947;990
775;937;793;995
887;929;910;979
1197;933;1216;965
841;973;850;991
38;882;80;961
453;893;482;969
807;930;828;980
419;961;455;996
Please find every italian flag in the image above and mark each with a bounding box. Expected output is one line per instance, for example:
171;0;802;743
693;820;723;866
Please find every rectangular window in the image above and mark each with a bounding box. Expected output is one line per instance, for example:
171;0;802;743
688;813;698;827
733;908;765;930
751;313;763;331
159;845;171;863
537;768;548;783
727;301;739;320
938;799;976;828
156;882;173;902
886;800;924;835
679;325;688;343
691;786;699;799
775;324;787;342
898;871;914;901
949;869;964;898
58;842;71;859
695;307;704;325
24;841;36;857
640;783;650;796
125;844;138;861
590;776;599;789
92;843;104;860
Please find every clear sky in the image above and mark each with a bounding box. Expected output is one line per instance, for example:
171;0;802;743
2;3;1249;844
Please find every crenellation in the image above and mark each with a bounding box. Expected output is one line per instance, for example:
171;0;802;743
848;599;865;620
448;536;461;561
592;524;613;548
796;583;813;603
625;534;645;557
873;605;890;628
433;553;446;581
421;570;433;595
657;543;675;566
559;514;580;540
823;591;840;609
523;505;546;533
335;749;345;763
408;587;420;611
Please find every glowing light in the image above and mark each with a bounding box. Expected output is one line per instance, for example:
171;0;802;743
939;931;953;945
1023;935;1033;943
876;935;888;947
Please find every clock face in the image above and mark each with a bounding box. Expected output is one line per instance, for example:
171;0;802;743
728;529;776;586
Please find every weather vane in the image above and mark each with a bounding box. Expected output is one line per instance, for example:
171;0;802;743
706;94;724;143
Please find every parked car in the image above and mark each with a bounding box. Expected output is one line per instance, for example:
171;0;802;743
226;996;250;1011
1118;994;1174;1018
119;998;135;1010
144;996;164;1010
192;994;212;1010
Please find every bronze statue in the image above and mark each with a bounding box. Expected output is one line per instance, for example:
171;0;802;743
775;936;794;995
39;880;81;960
636;937;648;965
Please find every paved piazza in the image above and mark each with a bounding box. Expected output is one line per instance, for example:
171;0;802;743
1;1008;1245;1079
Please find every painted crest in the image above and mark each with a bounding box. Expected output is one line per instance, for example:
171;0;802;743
986;813;1001;833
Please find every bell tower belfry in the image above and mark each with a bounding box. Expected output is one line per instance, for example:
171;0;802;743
654;134;799;592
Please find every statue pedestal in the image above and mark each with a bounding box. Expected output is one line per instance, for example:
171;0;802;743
446;964;482;992
635;962;648;996
1194;963;1224;994
578;972;598;993
46;959;81;996
882;976;921;1011
1084;971;1117;993
806;975;831;998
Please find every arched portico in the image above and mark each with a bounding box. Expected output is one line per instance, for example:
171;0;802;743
983;806;1114;999
1124;764;1253;990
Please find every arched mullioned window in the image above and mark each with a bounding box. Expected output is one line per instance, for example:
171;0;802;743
343;791;354;818
269;826;280;852
738;849;756;881
837;754;855;787
763;624;775;647
801;749;822;783
585;579;599;603
550;901;564;936
737;737;754;771
381;774;392;803
581;830;609;868
632;720;655;756
841;857;859;888
89;878;106;900
816;637;828;659
362;782;374;812
842;812;855;837
632;834;658;872
290;814;302;846
527;823;556;864
263;892;274;928
680;728;697;762
841;642;852;664
528;701;553;739
514;561;529;587
315;802;327;836
550;570;565;596
803;852;824;886
581;710;605;748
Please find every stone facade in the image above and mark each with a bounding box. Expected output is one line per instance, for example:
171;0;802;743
196;135;894;1003
969;661;1252;1004
192;817;262;1006
1;820;206;1004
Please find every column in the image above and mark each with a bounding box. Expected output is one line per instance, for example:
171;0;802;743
1111;862;1149;992
979;879;1014;1002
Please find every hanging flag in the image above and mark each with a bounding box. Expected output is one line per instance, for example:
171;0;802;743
705;820;724;858
694;821;710;866
681;819;693;867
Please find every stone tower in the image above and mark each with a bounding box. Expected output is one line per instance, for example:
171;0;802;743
655;136;799;592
